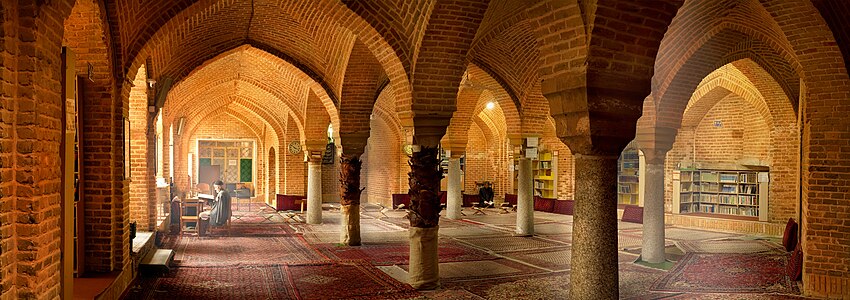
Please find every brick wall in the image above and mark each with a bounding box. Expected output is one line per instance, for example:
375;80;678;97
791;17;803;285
128;65;156;231
285;116;305;195
363;117;402;207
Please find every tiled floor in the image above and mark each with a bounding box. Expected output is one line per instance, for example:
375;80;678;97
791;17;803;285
125;203;808;299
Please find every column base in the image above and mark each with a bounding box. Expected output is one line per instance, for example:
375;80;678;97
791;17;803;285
340;205;361;246
408;226;440;290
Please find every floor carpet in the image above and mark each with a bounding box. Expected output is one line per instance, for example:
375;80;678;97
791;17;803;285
676;239;784;254
317;240;497;266
503;246;571;271
650;253;799;294
129;261;419;300
173;235;327;267
287;260;419;299
458;235;567;253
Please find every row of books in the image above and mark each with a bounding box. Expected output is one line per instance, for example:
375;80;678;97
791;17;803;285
682;204;759;216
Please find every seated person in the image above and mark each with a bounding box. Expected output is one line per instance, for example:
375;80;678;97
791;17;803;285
478;182;495;207
199;180;233;227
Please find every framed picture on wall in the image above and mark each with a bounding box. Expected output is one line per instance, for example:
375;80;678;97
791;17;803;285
124;117;130;180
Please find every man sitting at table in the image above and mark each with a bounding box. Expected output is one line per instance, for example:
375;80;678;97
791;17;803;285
200;180;232;227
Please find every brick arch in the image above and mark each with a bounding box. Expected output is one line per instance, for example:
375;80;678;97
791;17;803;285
472;18;539;108
527;0;587;83
653;0;804;128
303;91;332;147
167;80;297;144
444;87;485;149
653;26;801;129
117;0;411;132
756;1;850;294
468;64;522;137
268;147;277;201
161;45;339;132
370;84;404;141
409;0;490;144
180;95;284;148
682;66;774;129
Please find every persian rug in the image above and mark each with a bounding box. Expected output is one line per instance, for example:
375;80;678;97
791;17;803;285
129;261;419;300
173;235;327;267
226;224;295;237
128;265;297;300
402;259;546;283
458;235;567;253
441;270;571;300
650;253;799;294
676;239;785;254
420;288;487;300
286;260;420;299
317;240;496;266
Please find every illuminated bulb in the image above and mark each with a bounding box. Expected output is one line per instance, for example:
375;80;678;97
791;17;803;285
486;102;495;110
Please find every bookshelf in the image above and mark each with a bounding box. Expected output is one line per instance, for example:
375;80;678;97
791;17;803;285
617;149;640;205
512;148;557;198
674;169;768;220
533;150;556;198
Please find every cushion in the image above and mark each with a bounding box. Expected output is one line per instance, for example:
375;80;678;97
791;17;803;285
621;205;644;224
462;194;480;207
782;218;799;252
275;194;305;211
533;197;556;212
392;194;411;208
552;199;575;215
787;242;803;281
440;191;447;204
504;194;518;206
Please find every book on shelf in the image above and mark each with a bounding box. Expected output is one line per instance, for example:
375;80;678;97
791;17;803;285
720;184;736;193
719;173;738;183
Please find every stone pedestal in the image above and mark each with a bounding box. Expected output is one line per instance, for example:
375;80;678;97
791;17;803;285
307;161;323;224
516;158;534;236
641;162;666;263
340;204;361;245
408;226;440;289
571;154;619;299
446;158;462;219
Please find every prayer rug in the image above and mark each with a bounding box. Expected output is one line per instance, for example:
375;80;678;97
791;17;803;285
129;265;297;300
427;259;546;281
502;246;571;271
677;239;785;254
644;227;738;241
173;236;327;267
650;253;799;294
619;263;667;299
286;260;419;299
458;235;567;253
316;240;497;266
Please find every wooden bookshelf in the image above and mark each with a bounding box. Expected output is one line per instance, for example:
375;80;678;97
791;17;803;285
675;169;768;221
617;149;640;205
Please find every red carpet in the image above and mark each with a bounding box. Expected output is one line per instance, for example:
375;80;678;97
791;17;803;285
129;261;419;300
173;235;327;267
650;253;800;294
317;240;497;266
287;260;419;299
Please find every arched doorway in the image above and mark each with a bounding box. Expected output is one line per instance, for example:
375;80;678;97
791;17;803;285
268;147;276;204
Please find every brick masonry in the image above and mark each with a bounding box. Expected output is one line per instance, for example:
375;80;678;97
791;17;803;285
1;1;850;299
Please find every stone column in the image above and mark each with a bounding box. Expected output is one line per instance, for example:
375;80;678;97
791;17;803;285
339;155;364;246
446;157;462;219
516;157;534;236
571;154;619;299
306;160;323;224
641;160;666;263
407;146;443;289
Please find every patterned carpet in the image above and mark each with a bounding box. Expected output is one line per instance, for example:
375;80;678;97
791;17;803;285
502;246;571;271
458;235;567;253
676;239;784;254
651;253;799;294
172;236;326;267
129;261;419;300
317;240;497;266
